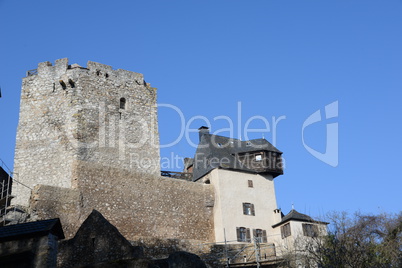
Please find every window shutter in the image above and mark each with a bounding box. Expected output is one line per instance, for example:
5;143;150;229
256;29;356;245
251;204;255;216
246;228;251;242
236;227;241;242
313;225;319;237
262;230;267;243
281;224;291;238
243;203;246;214
253;229;256;239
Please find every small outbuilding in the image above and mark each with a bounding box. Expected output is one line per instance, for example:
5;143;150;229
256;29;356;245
0;218;64;267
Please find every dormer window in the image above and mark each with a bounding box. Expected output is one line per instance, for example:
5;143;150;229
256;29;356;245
120;98;126;109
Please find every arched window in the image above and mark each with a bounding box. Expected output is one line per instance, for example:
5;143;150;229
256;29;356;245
120;98;126;109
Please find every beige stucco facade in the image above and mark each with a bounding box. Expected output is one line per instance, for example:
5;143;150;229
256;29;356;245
272;220;328;255
205;168;282;245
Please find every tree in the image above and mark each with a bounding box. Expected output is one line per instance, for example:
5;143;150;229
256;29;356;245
279;211;402;268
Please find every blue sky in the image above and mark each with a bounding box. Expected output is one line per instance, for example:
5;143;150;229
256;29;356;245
0;0;401;218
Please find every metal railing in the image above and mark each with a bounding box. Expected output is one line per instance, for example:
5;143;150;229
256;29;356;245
161;170;192;181
27;69;38;76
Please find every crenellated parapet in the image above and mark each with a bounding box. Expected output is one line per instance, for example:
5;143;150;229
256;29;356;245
25;58;154;99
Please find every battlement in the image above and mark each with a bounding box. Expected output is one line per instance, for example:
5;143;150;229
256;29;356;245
27;58;149;88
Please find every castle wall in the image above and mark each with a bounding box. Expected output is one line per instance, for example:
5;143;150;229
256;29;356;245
13;59;160;206
31;160;215;242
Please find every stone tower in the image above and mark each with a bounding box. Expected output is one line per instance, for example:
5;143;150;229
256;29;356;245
13;58;160;206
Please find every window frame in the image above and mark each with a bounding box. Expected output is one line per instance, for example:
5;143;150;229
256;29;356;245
237;227;251;242
302;223;319;237
243;202;255;216
120;97;126;109
281;223;291;238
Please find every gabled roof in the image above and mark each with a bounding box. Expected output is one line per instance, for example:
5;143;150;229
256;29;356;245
0;218;64;242
192;127;283;181
272;209;329;228
58;210;143;267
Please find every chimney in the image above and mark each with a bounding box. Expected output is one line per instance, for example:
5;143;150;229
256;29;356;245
198;126;209;141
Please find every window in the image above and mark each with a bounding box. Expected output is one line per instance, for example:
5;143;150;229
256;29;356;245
248;180;253;188
243;203;255;216
253;229;267;243
255;229;263;242
236;227;251;242
59;80;67;90
281;223;291;238
303;224;319;237
255;154;262;161
68;79;75;88
120;98;126;109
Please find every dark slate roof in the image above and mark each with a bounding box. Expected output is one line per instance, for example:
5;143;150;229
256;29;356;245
0;166;12;183
0;218;65;242
272;209;329;228
192;129;282;181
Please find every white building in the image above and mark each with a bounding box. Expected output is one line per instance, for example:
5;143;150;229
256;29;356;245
186;127;327;256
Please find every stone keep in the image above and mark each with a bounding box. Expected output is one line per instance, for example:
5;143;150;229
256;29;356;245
13;58;160;207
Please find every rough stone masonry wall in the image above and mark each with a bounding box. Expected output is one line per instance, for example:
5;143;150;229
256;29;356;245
0;234;59;267
31;160;215;242
13;58;160;207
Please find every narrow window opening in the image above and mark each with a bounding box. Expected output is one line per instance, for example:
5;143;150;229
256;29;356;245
59;80;67;90
105;73;109;78
120;98;126;109
248;180;253;188
96;70;100;76
68;79;75;88
53;83;55;92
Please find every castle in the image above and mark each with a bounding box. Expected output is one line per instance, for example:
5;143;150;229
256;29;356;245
8;59;327;266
